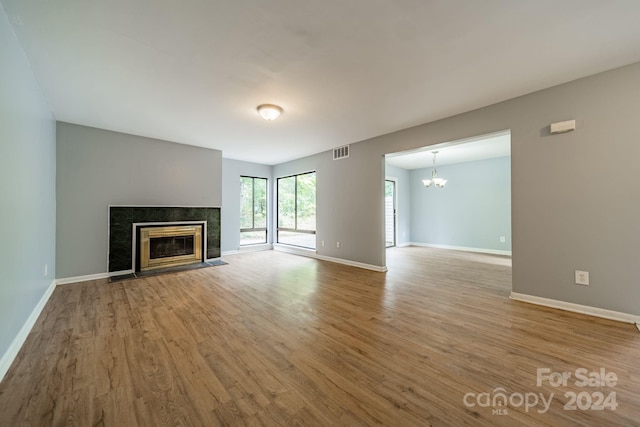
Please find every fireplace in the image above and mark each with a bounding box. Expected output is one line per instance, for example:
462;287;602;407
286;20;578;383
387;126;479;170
108;206;220;274
137;224;204;271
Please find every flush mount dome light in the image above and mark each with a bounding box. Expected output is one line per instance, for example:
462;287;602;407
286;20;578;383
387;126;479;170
257;104;283;121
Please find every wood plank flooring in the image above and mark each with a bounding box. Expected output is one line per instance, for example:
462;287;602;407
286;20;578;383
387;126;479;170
1;247;639;426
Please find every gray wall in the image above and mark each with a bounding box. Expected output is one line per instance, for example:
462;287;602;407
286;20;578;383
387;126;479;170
384;164;411;246
56;123;222;278
221;158;273;252
409;156;511;252
0;9;56;361
273;144;385;266
275;62;640;315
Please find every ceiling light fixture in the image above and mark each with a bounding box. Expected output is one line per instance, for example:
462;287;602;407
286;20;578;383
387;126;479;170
422;151;447;188
257;104;283;121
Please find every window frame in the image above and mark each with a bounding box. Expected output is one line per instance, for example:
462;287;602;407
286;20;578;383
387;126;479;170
239;175;268;246
276;171;317;248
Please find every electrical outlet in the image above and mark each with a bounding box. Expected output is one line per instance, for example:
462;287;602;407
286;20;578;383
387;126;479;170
575;270;589;286
336;242;341;248
321;240;325;247
499;236;506;243
44;264;48;277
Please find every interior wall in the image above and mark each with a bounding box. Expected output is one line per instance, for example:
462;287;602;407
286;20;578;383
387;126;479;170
221;158;273;253
275;61;640;315
409;156;511;252
273;144;385;266
56;123;222;279
0;7;56;367
384;164;411;246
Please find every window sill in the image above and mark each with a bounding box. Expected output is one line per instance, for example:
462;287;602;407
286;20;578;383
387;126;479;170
273;243;317;255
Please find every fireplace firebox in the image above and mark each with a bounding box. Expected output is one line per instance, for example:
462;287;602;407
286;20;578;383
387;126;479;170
138;224;203;271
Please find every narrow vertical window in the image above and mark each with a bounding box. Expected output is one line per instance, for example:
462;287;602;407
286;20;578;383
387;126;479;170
240;176;267;245
277;172;316;249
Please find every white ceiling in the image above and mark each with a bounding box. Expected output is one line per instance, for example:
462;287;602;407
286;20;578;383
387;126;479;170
386;131;510;170
3;1;640;165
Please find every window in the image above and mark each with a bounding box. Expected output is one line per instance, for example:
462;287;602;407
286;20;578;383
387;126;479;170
277;172;316;249
240;176;267;245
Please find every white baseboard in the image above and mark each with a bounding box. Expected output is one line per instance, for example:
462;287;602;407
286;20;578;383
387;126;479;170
314;253;388;272
0;279;57;383
273;244;387;272
510;292;640;326
409;242;511;256
395;242;411;248
56;270;132;285
56;256;230;285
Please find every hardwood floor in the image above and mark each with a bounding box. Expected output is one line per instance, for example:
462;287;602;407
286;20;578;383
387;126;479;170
1;247;638;426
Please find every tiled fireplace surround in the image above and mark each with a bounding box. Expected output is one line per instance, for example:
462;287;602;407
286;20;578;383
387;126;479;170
108;206;221;273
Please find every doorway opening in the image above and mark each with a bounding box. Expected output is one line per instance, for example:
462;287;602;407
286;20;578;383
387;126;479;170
383;129;512;257
385;179;396;247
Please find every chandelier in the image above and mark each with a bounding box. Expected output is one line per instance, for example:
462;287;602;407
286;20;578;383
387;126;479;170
422;151;447;188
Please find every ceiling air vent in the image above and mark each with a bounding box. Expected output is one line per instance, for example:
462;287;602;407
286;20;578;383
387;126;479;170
333;145;350;160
